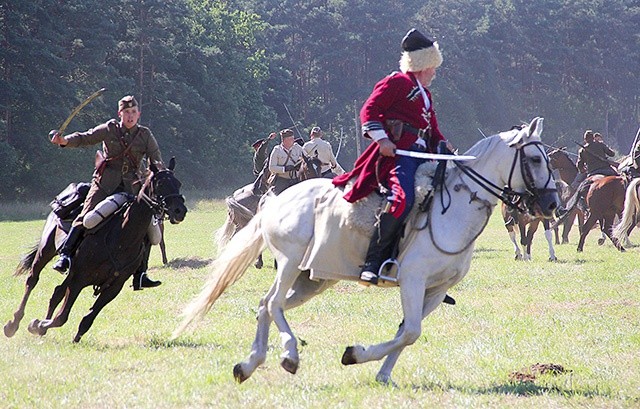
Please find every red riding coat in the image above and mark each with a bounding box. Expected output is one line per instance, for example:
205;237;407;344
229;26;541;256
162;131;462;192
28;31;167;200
333;71;445;202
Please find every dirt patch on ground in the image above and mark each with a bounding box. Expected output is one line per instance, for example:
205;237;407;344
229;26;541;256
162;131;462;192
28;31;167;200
163;257;211;269
508;363;571;383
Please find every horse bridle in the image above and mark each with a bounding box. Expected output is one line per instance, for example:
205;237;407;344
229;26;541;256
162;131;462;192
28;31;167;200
138;170;184;218
454;140;556;214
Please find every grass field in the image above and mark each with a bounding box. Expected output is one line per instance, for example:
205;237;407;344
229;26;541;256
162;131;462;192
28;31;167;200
0;197;639;408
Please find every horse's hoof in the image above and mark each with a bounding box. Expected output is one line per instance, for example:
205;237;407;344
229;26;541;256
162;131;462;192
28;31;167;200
254;260;263;269
341;346;358;365
576;247;583;252
73;334;82;343
233;363;249;383
619;247;626;252
549;256;557;262
27;319;45;336
597;238;605;246
375;373;398;387
281;356;298;375
4;322;18;338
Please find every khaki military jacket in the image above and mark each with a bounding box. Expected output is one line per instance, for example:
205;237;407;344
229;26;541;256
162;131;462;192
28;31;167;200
64;119;163;193
268;143;303;179
303;138;344;175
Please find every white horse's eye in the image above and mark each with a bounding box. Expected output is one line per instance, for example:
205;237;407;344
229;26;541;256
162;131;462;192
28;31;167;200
530;156;542;164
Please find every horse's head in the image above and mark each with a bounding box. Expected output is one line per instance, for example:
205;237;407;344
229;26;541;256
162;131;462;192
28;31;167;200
150;157;188;224
298;154;323;181
502;117;559;218
547;147;574;172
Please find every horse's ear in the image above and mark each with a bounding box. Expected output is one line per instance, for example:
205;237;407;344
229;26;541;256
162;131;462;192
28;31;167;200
527;117;544;139
168;157;176;171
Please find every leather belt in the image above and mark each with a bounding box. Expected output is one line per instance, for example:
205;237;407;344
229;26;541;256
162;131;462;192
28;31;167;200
403;123;429;139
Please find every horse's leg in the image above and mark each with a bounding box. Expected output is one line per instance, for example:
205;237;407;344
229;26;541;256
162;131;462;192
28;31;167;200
159;221;168;264
577;213;598;252
523;220;539;261
506;226;522;260
28;281;82;337
266;262;305;375
375;290;447;385
542;219;557;261
5;233;57;337
233;274;335;383
73;278;126;343
233;294;273;383
602;214;625;252
342;273;426;367
254;253;263;269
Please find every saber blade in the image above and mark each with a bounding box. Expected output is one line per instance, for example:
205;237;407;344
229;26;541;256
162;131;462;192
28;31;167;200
57;87;106;136
395;149;476;161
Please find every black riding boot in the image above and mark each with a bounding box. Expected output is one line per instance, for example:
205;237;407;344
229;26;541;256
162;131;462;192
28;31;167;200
52;226;85;273
132;271;162;291
359;213;403;285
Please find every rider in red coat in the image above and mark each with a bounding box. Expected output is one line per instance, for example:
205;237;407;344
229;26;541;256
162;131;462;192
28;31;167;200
333;28;452;284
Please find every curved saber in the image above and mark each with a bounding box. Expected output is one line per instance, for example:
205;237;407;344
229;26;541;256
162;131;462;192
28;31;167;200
57;88;106;135
395;149;476;161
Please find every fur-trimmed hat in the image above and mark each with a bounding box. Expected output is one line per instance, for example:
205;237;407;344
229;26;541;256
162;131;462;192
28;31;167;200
399;29;443;73
118;95;138;111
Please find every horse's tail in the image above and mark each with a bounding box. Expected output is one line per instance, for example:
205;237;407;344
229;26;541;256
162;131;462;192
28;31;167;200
173;211;266;339
14;243;38;276
214;196;255;255
612;178;640;242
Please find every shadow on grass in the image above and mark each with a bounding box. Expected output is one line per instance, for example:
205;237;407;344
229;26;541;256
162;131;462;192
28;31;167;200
408;380;618;400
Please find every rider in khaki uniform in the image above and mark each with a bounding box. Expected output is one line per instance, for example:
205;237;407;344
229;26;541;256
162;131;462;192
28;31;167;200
49;95;164;289
268;129;304;195
302;126;345;178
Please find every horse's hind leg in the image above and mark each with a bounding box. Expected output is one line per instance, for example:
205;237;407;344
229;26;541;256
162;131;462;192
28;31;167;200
542;220;557;261
28;281;81;337
5;240;56;337
233;273;334;383
73;279;126;343
234;293;274;383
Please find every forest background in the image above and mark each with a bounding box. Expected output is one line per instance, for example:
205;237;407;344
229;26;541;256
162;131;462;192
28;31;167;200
1;0;638;200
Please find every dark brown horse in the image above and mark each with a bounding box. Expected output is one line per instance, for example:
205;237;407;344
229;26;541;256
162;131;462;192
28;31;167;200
215;154;323;268
576;175;626;252
4;158;187;342
547;147;584;243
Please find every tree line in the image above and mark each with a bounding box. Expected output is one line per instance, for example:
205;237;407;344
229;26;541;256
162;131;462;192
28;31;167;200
1;0;638;200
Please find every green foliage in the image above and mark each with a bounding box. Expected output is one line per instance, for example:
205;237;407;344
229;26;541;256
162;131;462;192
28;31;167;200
1;0;638;199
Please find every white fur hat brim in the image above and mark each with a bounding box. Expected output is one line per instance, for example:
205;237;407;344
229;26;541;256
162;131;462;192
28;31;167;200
399;42;443;73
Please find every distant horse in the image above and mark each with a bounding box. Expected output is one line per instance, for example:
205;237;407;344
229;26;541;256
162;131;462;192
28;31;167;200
501;202;556;261
215;154;323;268
174;117;558;385
612;177;640;245
547;147;584;243
4;159;187;342
576;175;626;252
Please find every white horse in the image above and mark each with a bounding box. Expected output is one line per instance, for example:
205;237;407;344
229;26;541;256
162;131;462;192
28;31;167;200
612;177;640;245
174;117;558;385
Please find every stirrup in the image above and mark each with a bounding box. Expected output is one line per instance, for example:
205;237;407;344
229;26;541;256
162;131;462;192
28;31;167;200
377;258;400;284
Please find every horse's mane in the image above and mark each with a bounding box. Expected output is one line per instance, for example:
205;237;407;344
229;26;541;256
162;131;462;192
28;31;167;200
463;133;505;159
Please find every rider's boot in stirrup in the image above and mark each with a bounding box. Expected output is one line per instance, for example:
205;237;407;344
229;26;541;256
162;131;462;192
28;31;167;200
52;225;85;273
132;271;162;291
359;213;403;285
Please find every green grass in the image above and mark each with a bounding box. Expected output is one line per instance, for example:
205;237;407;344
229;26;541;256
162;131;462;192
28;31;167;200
1;199;639;408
